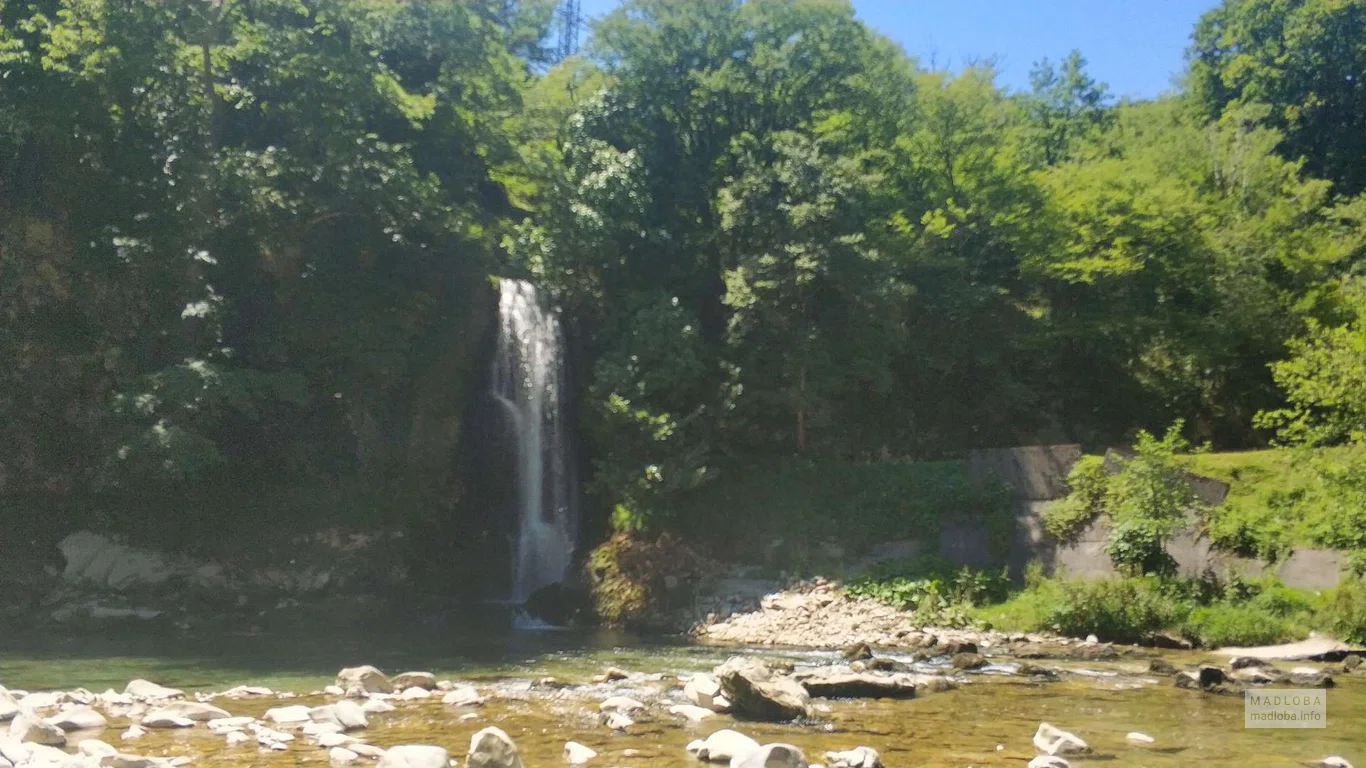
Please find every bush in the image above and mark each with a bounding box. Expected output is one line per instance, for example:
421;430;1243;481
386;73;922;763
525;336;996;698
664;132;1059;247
586;532;705;627
844;560;1009;628
1182;604;1296;647
1043;577;1185;643
1315;578;1366;644
1042;456;1107;543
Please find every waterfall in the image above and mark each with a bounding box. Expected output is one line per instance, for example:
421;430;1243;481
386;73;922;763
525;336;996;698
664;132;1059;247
492;278;577;606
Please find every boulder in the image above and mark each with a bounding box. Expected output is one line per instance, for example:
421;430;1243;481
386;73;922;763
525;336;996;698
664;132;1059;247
840;644;872;662
0;737;30;766
668;705;716;723
398;688;430;701
791;669;917;700
224;732;251;747
441;687;485;707
9;714;66;746
824;747;880;768
591;668;628;684
466;727;524;768
78;740;119;758
597;697;644;714
143;702;229;722
1032;724;1089;756
1316;758;1353;768
601;713;633;731
220;686;273;698
206;717;255;734
563;742;597;765
303;722;344;737
123;682;182;702
310;702;367;731
350;744;386;760
389;673;436;692
118;727;146;742
139;715;193;729
950;653;988;670
691;730;759;763
1229;656;1270;670
851;658;911;674
361;698;396;715
0;692;19;722
319;733;358;748
731;744;805;768
684;674;724;711
330;747;360;765
1231;667;1282;685
1289;671;1336;688
17;693;63;711
1027;758;1070;768
336;667;392;696
715;658;810;721
378;746;450;768
46;707;107;731
1344;656;1362;672
99;754;171;768
263;705;313;724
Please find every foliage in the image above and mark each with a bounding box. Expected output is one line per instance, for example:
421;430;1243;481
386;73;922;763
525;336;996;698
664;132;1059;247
1042;456;1107;543
1182;603;1296;647
585;532;704;627
1315;578;1366;644
844;559;1009;627
661;457;1012;568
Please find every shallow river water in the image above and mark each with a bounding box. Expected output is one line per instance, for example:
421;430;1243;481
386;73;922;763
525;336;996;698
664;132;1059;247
2;621;1361;768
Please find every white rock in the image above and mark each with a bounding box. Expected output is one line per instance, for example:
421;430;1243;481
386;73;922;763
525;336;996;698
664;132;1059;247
597;696;644;714
336;668;391;697
350;744;386;760
98;692;133;707
1028;758;1070;768
466;727;524;768
1032;724;1089;756
436;681;455;692
1085;635;1099;644
360;699;395;715
397;688;430;701
697;730;759;763
601;713;633;731
46;707;107;731
9;713;67;746
563;742;597;765
310;702;367;731
731;743;805;768
379;746;451;768
330;748;361;765
460;714;479;722
0;738;30;766
23;743;69;766
220;686;272;698
683;674;722;710
668;704;715;723
389;674;436;692
263;705;312;724
79;740;119;758
0;691;19;722
1125;732;1154;746
1318;759;1353;768
18;693;64;711
224;732;250;747
207;717;255;734
139;715;193;729
144;702;229;722
686;739;707;759
440;687;484;707
119;727;146;741
123;682;182;702
302;722;344;737
324;686;345;697
318;733;358;748
824;747;880;768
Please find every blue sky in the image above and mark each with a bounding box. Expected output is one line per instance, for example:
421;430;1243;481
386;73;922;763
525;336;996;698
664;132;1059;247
575;0;1221;100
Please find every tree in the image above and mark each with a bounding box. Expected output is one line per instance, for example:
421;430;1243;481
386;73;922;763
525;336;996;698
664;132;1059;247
1189;0;1366;195
1023;50;1113;166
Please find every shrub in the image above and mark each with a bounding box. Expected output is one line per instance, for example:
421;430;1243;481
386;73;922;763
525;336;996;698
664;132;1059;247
1043;577;1184;643
1042;456;1107;543
1315;578;1366;644
1182;604;1296;647
843;560;1008;627
586;532;704;627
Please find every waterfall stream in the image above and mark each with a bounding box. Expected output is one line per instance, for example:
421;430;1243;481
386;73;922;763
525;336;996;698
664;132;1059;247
492;279;576;607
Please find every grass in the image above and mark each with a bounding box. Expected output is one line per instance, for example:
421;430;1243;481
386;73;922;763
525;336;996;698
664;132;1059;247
965;569;1366;647
1185;447;1358;562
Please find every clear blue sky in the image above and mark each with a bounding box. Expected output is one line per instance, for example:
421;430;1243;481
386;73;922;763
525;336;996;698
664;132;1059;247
576;0;1221;100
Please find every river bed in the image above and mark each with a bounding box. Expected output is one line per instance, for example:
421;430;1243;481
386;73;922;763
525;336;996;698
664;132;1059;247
2;624;1361;768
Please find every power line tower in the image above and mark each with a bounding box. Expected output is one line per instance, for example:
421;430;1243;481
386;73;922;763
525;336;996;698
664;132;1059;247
555;0;582;61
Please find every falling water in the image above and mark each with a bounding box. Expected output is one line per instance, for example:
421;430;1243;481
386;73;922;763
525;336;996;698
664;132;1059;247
492;279;577;607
